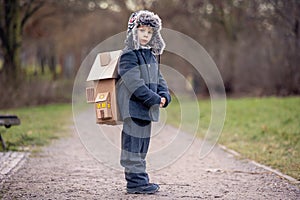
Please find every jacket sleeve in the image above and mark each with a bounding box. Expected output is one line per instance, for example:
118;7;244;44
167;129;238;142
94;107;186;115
157;70;171;108
118;50;161;108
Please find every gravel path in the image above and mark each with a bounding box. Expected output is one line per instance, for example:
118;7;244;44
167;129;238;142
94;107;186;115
0;152;29;186
0;113;299;199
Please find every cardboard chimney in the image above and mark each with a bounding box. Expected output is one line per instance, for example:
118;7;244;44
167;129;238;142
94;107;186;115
86;50;122;125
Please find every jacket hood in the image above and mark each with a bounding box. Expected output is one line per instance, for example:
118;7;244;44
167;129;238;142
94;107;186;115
124;10;165;55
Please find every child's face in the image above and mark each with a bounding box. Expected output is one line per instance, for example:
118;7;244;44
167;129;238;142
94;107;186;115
137;25;153;46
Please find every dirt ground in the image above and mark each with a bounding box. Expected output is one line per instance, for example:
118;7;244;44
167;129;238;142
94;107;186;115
0;117;299;199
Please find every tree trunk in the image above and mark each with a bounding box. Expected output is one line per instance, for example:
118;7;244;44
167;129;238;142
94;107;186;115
1;0;22;84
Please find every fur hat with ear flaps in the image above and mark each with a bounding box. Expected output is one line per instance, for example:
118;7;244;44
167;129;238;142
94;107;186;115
125;10;165;55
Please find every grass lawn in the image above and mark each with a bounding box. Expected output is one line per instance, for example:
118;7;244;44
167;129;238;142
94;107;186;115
166;96;300;180
0;104;72;151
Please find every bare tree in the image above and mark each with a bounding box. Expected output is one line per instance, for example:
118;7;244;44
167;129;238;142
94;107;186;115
0;0;44;83
266;0;300;95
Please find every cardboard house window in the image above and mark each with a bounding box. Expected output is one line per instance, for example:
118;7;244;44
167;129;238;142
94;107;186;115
86;87;95;103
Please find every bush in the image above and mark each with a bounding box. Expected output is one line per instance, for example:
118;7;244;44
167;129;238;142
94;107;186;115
0;78;73;109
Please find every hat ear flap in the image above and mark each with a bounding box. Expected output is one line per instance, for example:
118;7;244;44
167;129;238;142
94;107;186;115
132;25;140;50
149;32;165;55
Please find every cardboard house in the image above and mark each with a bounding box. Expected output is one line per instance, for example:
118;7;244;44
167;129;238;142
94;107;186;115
86;50;122;125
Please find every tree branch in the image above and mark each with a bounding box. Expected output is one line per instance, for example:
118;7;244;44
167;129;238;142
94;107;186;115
21;0;45;30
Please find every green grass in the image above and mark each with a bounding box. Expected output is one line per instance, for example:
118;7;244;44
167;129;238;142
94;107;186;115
0;104;72;151
166;96;300;180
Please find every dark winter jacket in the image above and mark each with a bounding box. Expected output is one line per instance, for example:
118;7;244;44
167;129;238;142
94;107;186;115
117;48;171;122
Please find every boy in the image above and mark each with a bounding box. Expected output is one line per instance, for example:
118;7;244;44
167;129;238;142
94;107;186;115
117;10;171;194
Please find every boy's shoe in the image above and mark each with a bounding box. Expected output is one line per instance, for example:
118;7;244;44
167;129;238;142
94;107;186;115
127;183;160;194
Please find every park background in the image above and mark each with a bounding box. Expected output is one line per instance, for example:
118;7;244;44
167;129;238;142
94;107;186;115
0;0;299;181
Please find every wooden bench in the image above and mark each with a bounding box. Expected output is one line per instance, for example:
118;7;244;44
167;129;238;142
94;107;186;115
0;115;21;150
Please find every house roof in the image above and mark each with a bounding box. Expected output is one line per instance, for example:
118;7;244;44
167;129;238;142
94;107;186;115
86;50;122;81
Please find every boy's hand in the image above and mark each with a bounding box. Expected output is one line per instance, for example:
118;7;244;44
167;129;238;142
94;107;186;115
160;97;166;108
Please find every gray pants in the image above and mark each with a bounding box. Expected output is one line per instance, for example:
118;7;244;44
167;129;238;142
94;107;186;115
120;118;151;188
